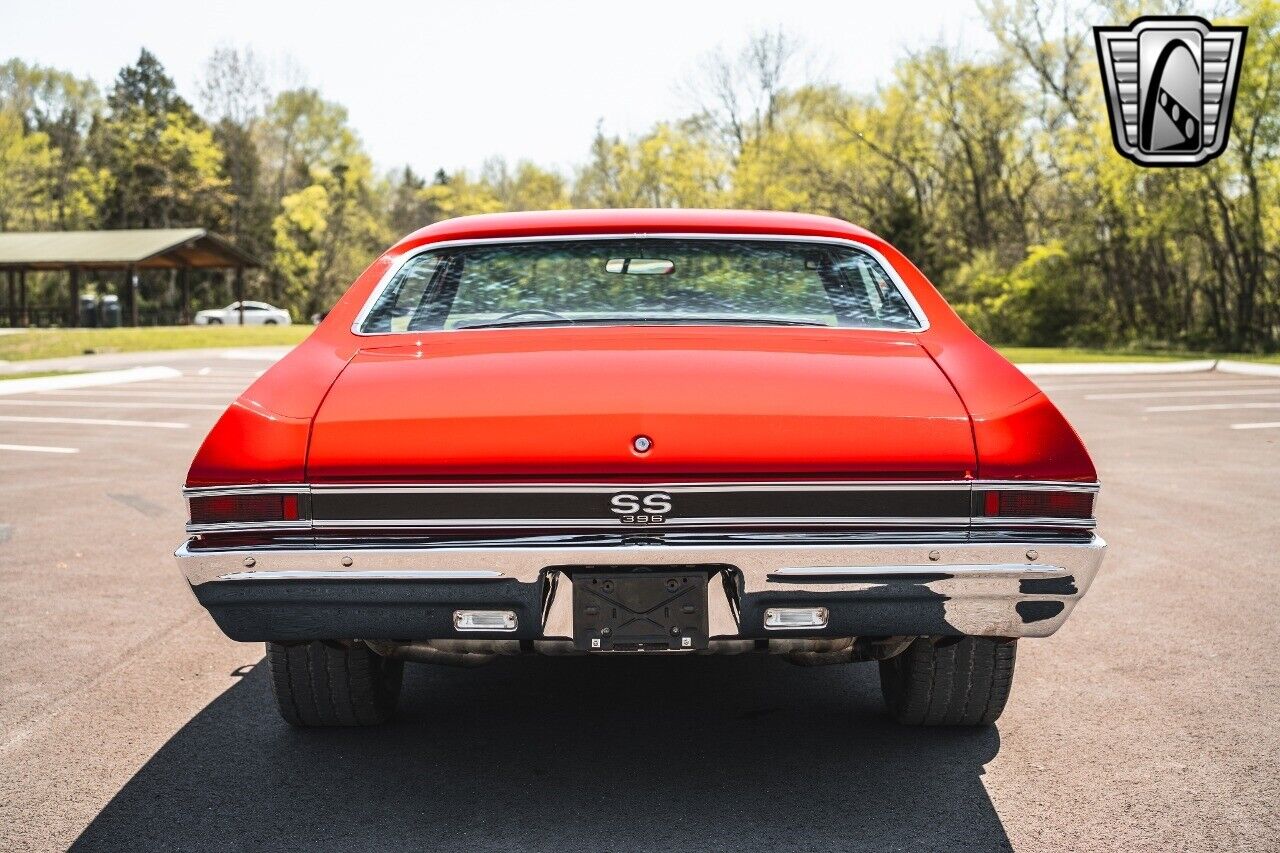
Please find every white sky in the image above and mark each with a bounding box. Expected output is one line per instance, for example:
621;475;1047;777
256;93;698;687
1;0;995;176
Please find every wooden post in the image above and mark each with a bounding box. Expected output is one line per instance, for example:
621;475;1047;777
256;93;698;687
18;269;28;327
127;266;138;327
235;266;245;325
5;270;14;328
68;267;80;328
179;267;191;325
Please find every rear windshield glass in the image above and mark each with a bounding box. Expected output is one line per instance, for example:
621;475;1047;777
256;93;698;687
358;238;922;333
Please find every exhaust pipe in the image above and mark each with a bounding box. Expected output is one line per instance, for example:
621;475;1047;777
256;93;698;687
362;639;520;667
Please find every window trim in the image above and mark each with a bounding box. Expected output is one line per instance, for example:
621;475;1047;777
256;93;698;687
350;233;931;336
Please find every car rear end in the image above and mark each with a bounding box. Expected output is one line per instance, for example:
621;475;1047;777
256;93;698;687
180;480;1103;648
175;211;1105;727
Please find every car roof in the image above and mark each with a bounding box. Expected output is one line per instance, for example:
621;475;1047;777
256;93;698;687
394;209;882;252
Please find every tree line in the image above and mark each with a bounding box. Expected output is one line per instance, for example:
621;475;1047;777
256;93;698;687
0;0;1276;350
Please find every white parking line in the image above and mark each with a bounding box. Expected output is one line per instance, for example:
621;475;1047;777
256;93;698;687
0;366;181;396
1087;388;1280;401
1144;402;1280;413
0;443;79;454
1231;421;1280;430
0;415;188;429
0;399;224;411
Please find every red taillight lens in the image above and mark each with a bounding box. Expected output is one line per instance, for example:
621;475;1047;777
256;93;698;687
982;490;1094;519
189;493;301;525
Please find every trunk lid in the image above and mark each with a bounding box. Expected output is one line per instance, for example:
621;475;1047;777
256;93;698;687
306;327;976;481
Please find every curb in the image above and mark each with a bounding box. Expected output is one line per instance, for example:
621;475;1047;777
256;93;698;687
1017;360;1217;376
1215;359;1280;377
0;345;291;375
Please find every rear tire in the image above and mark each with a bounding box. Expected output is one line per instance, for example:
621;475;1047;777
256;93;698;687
207;318;222;325
266;641;403;726
878;636;1016;726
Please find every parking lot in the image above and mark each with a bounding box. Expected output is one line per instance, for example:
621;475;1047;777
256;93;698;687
0;356;1277;852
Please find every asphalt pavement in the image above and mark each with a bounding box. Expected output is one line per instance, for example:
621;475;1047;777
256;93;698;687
0;354;1277;852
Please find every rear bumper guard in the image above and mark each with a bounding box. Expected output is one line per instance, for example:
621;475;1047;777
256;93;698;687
176;537;1105;643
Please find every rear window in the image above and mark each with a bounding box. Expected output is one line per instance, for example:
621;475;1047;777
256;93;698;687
358;238;923;333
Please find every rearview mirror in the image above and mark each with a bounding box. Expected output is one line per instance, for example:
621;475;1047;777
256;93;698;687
605;258;675;275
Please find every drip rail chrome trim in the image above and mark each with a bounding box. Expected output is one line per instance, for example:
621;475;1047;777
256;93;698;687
348;233;933;336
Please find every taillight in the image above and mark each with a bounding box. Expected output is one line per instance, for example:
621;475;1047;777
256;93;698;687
981;489;1094;519
189;493;302;525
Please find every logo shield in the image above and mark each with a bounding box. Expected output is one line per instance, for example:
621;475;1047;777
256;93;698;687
1095;16;1247;166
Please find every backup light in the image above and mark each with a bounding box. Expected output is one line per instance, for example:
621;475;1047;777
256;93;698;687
454;610;518;632
764;607;829;630
189;493;301;525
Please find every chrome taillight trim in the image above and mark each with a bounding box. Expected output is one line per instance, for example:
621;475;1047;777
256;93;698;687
185;486;311;534
970;517;1097;529
976;481;1101;493
185;485;309;497
183;480;1100;534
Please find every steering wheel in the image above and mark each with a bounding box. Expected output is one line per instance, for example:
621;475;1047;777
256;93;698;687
493;309;573;323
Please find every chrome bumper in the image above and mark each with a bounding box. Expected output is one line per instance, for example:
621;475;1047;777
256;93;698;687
176;536;1105;641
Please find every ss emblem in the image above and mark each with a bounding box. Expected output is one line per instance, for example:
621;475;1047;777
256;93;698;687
609;492;672;524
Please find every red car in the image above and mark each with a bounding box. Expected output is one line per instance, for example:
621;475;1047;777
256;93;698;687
177;209;1105;727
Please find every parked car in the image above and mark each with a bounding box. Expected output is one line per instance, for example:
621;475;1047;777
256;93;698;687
193;300;292;326
177;209;1105;728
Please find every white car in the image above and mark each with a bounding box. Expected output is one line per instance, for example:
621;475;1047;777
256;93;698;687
193;301;292;326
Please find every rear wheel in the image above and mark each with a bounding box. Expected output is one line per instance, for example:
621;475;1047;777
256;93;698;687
266;641;403;726
878;636;1016;726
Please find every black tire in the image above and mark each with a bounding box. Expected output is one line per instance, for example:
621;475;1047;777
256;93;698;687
878;636;1016;726
207;318;222;325
264;319;278;325
266;641;403;726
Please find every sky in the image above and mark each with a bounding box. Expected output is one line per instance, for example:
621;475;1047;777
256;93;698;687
0;0;996;176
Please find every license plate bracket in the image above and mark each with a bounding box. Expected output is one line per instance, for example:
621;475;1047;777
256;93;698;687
572;569;709;651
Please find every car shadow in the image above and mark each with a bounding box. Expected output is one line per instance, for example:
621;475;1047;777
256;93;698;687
72;654;1009;852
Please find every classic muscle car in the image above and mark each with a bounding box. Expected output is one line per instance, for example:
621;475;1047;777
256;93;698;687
177;209;1105;728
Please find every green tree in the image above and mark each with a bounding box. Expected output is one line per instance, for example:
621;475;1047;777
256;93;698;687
90;49;229;229
273;157;390;318
0;59;106;228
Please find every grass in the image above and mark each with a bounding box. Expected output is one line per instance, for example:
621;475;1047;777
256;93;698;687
0;327;1277;365
0;369;81;380
0;325;311;361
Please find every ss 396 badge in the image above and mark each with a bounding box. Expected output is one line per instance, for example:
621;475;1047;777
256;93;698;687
609;492;672;524
1094;16;1247;167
